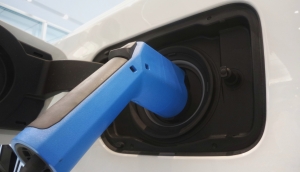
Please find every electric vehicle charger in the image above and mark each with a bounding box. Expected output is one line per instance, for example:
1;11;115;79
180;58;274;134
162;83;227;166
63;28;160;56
11;42;188;172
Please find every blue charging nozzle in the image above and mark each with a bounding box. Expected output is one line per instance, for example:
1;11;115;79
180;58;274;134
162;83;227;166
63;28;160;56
11;42;187;172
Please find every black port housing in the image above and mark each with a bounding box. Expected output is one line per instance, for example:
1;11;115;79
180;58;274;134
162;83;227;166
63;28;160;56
95;3;265;156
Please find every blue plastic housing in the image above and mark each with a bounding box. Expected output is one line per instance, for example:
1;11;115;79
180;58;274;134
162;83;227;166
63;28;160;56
11;42;187;172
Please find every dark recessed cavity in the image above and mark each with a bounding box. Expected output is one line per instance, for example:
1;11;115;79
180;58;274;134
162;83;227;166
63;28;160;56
98;3;265;156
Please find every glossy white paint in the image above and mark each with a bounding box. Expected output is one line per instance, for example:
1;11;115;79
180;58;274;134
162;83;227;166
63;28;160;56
1;0;300;171
55;0;300;171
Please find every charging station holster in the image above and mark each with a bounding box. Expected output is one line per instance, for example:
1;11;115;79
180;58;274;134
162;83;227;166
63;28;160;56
0;26;102;130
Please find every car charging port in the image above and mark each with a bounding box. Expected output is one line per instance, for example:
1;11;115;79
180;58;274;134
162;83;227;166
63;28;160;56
100;3;265;156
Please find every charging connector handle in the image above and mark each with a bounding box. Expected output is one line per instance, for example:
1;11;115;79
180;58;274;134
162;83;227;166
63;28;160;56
11;42;187;172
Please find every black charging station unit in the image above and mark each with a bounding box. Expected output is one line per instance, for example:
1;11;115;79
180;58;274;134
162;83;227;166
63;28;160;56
0;26;102;131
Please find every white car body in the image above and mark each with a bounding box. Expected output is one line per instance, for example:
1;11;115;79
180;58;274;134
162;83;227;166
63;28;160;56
1;0;300;171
